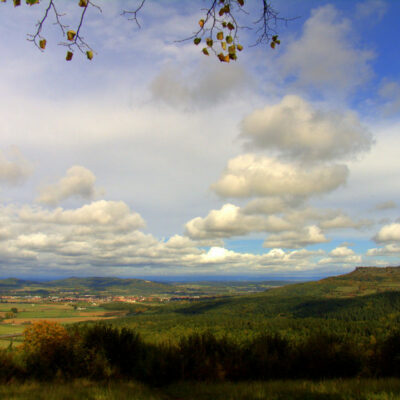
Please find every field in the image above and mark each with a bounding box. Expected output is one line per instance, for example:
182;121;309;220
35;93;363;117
0;302;126;347
2;379;400;399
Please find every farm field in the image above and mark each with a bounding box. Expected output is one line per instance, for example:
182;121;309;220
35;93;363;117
0;302;126;347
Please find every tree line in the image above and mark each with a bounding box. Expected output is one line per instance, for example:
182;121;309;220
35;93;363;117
1;321;400;384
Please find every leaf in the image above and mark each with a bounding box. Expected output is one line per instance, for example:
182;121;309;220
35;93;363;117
202;48;209;56
238;0;244;6
272;35;278;41
229;53;237;60
226;35;233;44
86;50;93;60
227;22;234;30
26;0;39;5
236;44;243;51
194;37;201;45
221;41;227;50
270;42;276;49
198;19;205;28
216;32;224;40
39;39;46;49
224;54;230;63
13;0;21;6
67;30;76;41
228;45;236;54
217;53;225;62
66;51;73;61
218;7;224;16
206;38;213;47
79;0;87;6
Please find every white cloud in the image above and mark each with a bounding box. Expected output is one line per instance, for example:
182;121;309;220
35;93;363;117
212;154;348;198
374;223;400;243
240;95;373;162
330;246;355;257
280;5;374;93
320;213;371;230
318;246;362;265
263;225;329;249
18;200;145;233
150;63;250;109
37;166;101;206
367;244;400;256
379;80;400;116
0;147;33;185
374;201;397;211
184;203;292;239
356;0;388;21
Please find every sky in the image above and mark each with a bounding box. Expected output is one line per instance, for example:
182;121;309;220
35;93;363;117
0;0;400;279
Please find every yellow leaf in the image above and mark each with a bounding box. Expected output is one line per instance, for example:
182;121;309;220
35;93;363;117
226;36;233;44
66;51;73;61
39;39;46;49
216;32;224;40
86;50;93;60
13;0;21;6
198;19;205;28
206;38;213;47
236;44;243;51
79;0;87;6
202;48;209;56
67;30;76;41
221;41;226;50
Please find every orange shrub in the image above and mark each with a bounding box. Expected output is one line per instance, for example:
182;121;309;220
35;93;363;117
22;320;69;357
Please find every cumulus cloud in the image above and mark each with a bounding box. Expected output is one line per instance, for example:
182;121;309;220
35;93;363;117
240;96;373;162
37;166;101;206
318;246;362;265
18;200;145;233
0;201;332;274
150;63;249;109
185;203;292;239
374;201;397;211
320;213;371;230
367;244;400;256
279;5;374;93
374;223;400;243
0;147;32;185
263;225;329;249
379;80;400;116
212;154;348;199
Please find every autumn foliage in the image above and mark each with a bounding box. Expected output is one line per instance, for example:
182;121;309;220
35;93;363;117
22;321;69;357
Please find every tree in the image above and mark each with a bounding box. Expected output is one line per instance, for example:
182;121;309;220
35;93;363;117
2;0;293;61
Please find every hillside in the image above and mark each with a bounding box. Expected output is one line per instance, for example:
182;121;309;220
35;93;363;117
141;266;400;322
265;266;400;299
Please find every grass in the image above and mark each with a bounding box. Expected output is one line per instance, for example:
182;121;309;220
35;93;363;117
2;379;400;400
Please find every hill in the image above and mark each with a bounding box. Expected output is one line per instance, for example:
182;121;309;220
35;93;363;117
144;266;400;321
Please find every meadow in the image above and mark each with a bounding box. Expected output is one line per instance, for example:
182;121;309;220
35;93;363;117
2;379;400;400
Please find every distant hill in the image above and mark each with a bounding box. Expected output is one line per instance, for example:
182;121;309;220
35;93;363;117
266;266;400;299
0;276;173;296
172;266;400;321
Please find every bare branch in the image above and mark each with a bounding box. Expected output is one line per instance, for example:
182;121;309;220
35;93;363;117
121;0;147;28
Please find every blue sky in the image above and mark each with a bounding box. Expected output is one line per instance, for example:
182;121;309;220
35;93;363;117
0;0;399;278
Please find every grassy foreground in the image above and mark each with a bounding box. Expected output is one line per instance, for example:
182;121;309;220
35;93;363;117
2;379;400;400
